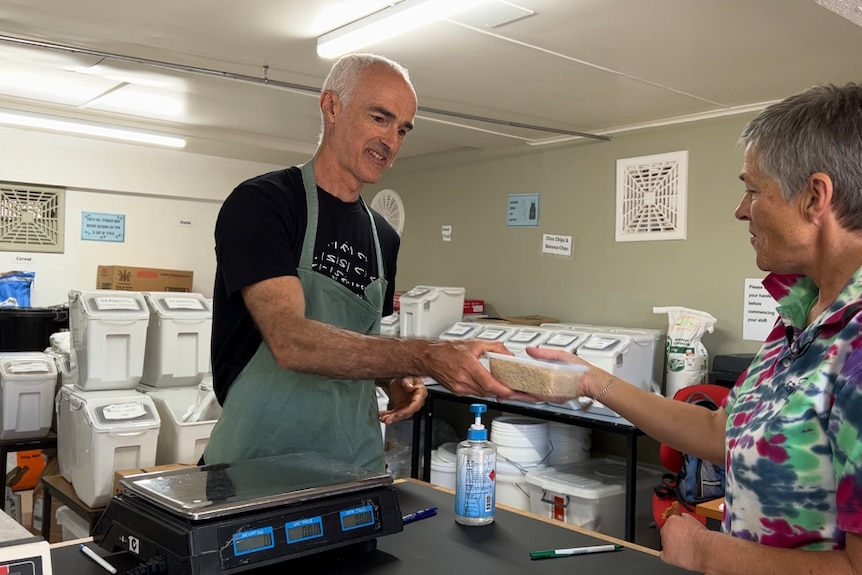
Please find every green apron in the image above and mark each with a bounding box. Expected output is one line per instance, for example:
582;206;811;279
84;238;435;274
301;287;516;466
204;161;388;471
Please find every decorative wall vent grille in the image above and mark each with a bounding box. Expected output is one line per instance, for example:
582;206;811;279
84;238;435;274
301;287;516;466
0;183;65;253
615;151;688;242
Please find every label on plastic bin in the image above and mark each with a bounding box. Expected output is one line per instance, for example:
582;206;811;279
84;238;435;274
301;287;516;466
102;402;147;420
163;297;205;310
444;325;473;337
6;360;52;374
546;334;578;347
552;495;566;522
94;297;139;311
477;328;506;340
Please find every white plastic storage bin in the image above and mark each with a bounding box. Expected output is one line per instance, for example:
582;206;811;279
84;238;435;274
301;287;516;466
504;326;556;358
140;292;212;388
524;457;663;542
438;321;485;341
137;382;220;465
55;384;76;482
398;286;465;338
537;329;593;355
55;505;89;541
68;290;149;390
67;388;160;508
0;352;57;440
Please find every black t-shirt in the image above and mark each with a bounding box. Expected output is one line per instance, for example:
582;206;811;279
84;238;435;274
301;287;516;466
211;166;400;403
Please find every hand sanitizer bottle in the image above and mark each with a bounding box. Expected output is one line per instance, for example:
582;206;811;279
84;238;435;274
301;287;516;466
454;403;496;525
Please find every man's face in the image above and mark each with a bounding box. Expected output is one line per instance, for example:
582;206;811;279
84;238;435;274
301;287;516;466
327;65;417;187
735;146;808;273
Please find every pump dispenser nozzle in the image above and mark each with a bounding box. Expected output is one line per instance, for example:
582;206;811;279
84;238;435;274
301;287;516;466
467;403;488;441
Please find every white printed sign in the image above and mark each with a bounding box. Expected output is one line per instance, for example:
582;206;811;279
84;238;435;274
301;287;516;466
743;278;779;341
542;234;573;256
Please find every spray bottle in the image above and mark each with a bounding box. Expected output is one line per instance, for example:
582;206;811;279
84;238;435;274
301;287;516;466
455;403;496;525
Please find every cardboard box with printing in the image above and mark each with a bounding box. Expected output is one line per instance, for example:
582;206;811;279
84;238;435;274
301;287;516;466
97;265;193;292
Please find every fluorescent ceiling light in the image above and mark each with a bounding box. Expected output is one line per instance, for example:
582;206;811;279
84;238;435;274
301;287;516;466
317;0;492;58
0;109;186;148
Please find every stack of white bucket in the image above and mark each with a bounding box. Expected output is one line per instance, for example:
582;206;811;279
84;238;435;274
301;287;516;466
58;290;217;508
546;422;591;466
491;416;550;512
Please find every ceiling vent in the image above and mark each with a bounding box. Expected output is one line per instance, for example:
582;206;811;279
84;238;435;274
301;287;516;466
615;150;688;242
0;183;66;253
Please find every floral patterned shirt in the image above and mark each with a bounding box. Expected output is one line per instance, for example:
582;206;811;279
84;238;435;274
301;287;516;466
723;270;862;549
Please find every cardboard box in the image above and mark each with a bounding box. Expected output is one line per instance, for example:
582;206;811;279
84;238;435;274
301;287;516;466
97;265;193;292
113;463;194;496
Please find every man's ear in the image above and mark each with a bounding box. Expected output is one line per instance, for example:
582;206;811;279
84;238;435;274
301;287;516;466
803;172;834;223
320;90;339;123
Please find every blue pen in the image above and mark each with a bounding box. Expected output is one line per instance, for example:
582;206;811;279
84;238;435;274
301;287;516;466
402;506;438;525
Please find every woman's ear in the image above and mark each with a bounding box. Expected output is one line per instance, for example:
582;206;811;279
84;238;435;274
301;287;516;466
803;172;834;223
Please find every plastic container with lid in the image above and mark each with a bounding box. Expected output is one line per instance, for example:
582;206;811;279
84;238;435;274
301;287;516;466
55;505;89;541
525;457;663;543
537;329;593;355
136;381;220;465
398;286;465;338
438;321;485;341
66;388;160;507
140;292;212;388
485;352;587;397
504;326;556;357
0;352;57;440
68;290;149;390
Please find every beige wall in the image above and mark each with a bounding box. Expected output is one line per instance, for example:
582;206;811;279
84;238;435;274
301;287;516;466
376;112;769;363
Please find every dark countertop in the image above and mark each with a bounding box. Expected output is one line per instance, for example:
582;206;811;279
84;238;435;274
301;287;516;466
53;479;694;575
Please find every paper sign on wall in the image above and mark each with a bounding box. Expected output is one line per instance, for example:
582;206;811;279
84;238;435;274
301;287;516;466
743;278;779;341
82;211;125;242
542;234;573;256
507;193;539;227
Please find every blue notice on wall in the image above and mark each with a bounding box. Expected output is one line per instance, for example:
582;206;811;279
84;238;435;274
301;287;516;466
507;193;539;227
82;211;126;242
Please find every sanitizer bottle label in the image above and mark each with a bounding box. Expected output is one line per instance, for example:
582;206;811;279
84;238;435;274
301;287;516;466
455;452;496;518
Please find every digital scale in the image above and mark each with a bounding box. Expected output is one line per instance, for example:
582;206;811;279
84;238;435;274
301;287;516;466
0;507;52;575
94;453;403;574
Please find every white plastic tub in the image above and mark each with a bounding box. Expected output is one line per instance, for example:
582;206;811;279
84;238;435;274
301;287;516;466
524;457;663;541
68;290;149;390
67;388;160;507
141;292;212;388
55;505;89;541
0;352;57;440
137;382;220;465
429;442;457;490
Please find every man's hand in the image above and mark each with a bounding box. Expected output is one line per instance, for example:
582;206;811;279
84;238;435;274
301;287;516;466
379;377;428;425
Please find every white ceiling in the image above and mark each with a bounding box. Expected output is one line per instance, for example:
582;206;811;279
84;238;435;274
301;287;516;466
0;0;860;166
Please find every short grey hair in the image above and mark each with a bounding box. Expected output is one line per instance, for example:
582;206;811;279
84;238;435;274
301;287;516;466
740;82;862;230
317;53;415;144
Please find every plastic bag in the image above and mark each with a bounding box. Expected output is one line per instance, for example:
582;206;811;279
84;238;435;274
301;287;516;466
0;271;35;307
654;306;717;398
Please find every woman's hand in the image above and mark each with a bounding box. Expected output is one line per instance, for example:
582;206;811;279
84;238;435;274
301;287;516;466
659;513;711;572
379;377;428;425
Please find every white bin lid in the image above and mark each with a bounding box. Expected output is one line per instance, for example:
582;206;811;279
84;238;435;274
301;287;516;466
524;458;660;499
0;355;57;379
439;322;483;339
144;292;212;319
71;390;160;432
576;335;630;357
70;290;148;319
540;330;591;351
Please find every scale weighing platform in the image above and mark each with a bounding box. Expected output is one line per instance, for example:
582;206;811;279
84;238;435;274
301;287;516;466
94;453;403;575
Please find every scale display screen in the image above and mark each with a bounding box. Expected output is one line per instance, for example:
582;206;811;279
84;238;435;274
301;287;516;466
340;505;375;531
285;516;324;544
233;526;275;556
